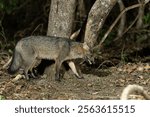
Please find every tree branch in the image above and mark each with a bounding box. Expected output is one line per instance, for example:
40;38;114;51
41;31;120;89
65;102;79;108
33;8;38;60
99;3;141;47
136;0;145;29
117;0;126;37
84;0;117;48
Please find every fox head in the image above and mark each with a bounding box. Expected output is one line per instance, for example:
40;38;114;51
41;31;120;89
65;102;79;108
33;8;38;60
69;42;94;64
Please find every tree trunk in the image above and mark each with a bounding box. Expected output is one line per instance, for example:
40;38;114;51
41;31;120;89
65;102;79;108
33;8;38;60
47;0;76;37
45;0;77;80
84;0;117;48
44;0;118;79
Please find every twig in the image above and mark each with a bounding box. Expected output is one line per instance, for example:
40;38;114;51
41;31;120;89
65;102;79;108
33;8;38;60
0;13;7;44
136;0;145;29
97;60;115;69
31;24;43;35
3;57;12;69
12;0;30;12
11;74;25;82
99;3;142;46
114;13;139;41
117;0;126;37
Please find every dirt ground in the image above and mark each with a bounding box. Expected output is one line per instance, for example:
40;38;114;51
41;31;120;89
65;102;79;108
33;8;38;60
0;54;149;100
0;0;149;100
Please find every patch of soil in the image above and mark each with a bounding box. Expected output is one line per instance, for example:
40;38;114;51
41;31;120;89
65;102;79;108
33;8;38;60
0;55;149;100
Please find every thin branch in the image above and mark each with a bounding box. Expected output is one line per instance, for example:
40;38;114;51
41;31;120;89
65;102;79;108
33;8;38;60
136;0;145;29
99;3;141;47
3;57;12;69
12;0;30;12
117;0;126;37
114;13;139;41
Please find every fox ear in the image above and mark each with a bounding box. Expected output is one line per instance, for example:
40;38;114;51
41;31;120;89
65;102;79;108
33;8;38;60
83;42;89;50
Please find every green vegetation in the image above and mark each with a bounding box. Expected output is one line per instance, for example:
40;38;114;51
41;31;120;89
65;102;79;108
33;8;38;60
0;95;5;100
0;0;20;14
143;13;150;24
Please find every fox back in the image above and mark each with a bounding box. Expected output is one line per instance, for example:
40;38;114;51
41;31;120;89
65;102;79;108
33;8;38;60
18;36;71;60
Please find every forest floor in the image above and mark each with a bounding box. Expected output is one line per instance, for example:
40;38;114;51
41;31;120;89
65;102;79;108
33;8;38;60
0;49;149;100
0;1;149;100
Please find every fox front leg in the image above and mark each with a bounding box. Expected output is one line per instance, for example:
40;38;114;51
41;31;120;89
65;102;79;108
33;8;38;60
24;70;30;80
54;44;70;81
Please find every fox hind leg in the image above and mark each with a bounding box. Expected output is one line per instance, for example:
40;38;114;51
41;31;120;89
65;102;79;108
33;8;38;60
21;49;37;80
29;59;38;78
24;59;37;80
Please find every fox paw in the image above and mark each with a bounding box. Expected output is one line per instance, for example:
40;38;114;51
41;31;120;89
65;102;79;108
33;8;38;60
75;74;84;79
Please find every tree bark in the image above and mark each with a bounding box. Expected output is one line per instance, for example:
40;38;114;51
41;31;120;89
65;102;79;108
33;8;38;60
136;0;145;29
47;0;76;37
84;0;117;48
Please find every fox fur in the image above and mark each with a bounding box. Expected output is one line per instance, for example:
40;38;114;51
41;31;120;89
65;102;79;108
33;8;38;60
8;36;92;81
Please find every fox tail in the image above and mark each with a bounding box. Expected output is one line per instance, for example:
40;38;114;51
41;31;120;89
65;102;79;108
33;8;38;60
7;49;22;74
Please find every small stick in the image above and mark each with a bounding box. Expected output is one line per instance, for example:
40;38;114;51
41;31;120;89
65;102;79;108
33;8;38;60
3;57;12;69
